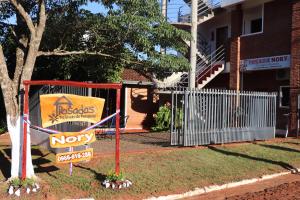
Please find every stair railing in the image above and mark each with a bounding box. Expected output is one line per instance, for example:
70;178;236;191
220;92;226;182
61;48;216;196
196;46;225;83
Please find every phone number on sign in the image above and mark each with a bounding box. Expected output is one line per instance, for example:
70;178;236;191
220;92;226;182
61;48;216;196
57;151;92;162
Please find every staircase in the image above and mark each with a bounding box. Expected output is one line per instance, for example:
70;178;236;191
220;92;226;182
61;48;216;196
178;0;221;24
156;0;224;92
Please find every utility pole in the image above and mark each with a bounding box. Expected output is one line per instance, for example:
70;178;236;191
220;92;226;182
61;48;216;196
161;0;167;54
161;0;167;19
189;0;198;89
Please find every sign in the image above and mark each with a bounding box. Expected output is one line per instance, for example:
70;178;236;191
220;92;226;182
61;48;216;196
56;148;93;164
241;55;290;71
49;131;96;148
40;94;105;128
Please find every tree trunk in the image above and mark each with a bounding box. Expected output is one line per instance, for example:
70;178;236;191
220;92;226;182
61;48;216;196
0;46;35;179
2;84;35;179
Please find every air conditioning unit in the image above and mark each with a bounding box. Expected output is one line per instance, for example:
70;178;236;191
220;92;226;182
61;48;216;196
276;69;290;81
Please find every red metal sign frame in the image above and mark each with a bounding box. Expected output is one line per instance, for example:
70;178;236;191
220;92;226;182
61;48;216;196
22;80;122;179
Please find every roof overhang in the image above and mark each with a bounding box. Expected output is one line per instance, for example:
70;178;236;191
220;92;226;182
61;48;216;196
221;0;246;8
122;80;154;87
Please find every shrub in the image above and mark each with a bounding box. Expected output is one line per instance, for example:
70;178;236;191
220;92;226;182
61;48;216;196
152;104;171;131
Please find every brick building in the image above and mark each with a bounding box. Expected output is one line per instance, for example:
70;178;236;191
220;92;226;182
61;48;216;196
172;0;300;135
121;69;157;131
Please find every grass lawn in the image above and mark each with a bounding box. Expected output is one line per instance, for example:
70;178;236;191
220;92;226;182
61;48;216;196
0;138;300;199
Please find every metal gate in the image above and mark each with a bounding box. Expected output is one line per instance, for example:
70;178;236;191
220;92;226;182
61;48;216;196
171;89;277;146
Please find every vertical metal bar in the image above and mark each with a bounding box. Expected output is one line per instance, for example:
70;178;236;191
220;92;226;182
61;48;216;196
22;83;29;180
115;88;121;175
171;91;175;145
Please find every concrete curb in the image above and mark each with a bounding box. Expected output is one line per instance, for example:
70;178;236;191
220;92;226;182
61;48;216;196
144;169;299;200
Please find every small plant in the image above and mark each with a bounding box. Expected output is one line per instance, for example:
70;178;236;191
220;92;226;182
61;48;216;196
21;178;35;188
0;120;7;134
103;170;132;189
106;170;125;182
9;178;21;188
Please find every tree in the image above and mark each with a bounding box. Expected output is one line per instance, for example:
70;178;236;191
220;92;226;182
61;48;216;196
0;0;190;179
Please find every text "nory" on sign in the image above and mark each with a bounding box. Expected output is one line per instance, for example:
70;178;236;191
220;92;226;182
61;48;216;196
49;130;96;148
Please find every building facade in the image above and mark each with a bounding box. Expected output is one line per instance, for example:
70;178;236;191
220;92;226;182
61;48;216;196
174;0;300;135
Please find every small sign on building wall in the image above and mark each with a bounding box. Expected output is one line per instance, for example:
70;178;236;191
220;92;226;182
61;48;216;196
241;55;291;71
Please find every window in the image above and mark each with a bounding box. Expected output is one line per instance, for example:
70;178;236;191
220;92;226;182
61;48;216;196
280;86;290;108
243;5;264;35
250;18;262;33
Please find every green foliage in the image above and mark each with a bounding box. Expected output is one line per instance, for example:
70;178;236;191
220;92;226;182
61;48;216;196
8;0;190;82
106;170;125;182
9;178;21;188
152;104;171;131
152;104;183;131
0;125;6;134
21;178;36;188
174;108;183;128
9;178;36;188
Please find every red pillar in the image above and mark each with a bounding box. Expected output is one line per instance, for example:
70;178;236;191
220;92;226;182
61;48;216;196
115;88;121;175
22;83;29;179
229;5;243;91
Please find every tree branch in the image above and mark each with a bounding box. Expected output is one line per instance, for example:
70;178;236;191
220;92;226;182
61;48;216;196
37;50;115;58
36;0;46;37
0;45;11;84
9;0;36;34
37;50;144;65
20;0;46;85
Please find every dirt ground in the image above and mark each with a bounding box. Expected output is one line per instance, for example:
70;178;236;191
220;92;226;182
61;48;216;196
186;173;300;200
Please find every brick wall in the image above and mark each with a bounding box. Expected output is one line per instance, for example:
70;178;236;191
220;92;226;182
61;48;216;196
229;37;241;90
229;4;243;90
289;0;300;134
125;87;157;129
240;0;292;59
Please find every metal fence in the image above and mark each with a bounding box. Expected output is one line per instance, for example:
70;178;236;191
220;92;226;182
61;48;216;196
171;89;277;146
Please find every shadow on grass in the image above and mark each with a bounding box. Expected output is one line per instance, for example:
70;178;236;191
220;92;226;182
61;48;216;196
74;165;106;182
283;142;300;146
208;146;298;172
258;144;300;154
0;148;59;179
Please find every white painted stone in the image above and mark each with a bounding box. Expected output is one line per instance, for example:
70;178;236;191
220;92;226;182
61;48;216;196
14;188;20;197
105;183;110;188
112;184;115;189
26;187;31;194
8;186;14;195
32;188;37;192
35;183;40;189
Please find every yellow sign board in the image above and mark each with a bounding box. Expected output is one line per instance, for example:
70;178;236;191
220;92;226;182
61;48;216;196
40;94;105;128
49;131;96;148
56;148;93;164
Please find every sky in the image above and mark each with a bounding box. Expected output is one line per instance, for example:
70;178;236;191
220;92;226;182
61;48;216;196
81;0;190;23
5;0;222;24
81;0;220;23
5;1;193;24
